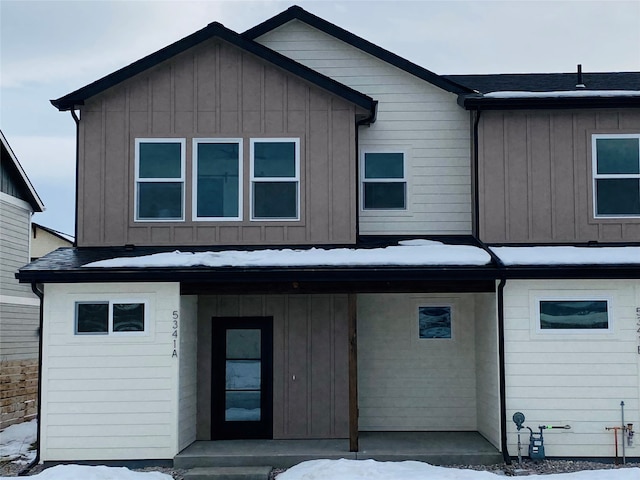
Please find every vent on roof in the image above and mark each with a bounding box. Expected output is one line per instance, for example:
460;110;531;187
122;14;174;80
576;64;586;88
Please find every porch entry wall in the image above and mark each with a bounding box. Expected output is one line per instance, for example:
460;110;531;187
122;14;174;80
357;293;500;448
503;279;640;458
196;294;349;440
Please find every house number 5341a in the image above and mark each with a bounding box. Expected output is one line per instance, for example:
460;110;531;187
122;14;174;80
172;311;179;358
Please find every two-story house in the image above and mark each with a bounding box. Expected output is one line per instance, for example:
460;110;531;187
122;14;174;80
1;130;44;430
17;5;640;466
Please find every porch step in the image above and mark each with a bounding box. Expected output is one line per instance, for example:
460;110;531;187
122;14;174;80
183;466;273;480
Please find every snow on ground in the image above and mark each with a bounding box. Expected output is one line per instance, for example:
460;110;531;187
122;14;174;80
0;465;172;480
276;459;640;480
83;240;491;268
0;420;37;465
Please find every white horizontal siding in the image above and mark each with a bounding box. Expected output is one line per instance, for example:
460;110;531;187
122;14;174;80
357;293;477;431
257;21;471;235
503;279;640;458
41;282;180;461
0;303;39;360
0;199;35;298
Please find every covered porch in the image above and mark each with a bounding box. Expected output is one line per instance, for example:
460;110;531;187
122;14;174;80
174;431;503;469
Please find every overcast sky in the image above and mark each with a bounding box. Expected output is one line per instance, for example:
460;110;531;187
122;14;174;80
1;0;639;236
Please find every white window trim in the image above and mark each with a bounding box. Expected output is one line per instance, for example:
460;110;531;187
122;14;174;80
134;138;186;222
360;148;408;211
591;133;640;219
75;300;148;336
250;138;300;221
532;293;614;335
417;303;454;340
192;138;243;221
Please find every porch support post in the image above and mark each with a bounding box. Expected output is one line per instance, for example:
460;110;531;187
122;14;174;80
348;293;358;452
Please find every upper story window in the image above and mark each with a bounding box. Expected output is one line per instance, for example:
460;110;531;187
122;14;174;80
193;139;242;221
592;134;640;217
75;301;146;335
135;139;185;221
361;151;406;210
250;139;300;220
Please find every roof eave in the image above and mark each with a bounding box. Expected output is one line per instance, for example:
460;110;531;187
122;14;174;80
460;95;640;110
0;130;45;212
51;21;376;115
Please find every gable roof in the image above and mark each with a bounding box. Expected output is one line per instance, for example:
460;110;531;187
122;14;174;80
0;130;44;212
51;21;377;121
447;71;640;110
243;5;473;96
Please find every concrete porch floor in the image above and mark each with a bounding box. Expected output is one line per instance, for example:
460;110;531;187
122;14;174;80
174;431;504;469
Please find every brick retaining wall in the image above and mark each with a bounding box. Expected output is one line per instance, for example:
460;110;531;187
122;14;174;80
0;359;38;430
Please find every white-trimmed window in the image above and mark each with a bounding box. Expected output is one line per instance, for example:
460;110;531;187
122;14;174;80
418;305;452;339
361;151;406;210
193;139;242;221
592;134;640;217
250;138;300;220
75;301;146;335
135;138;185;221
537;299;610;331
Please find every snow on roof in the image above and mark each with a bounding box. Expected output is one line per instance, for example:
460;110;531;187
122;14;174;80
492;246;640;266
83;240;492;268
484;90;640;99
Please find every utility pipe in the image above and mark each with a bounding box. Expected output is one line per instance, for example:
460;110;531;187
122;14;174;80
621;401;626;464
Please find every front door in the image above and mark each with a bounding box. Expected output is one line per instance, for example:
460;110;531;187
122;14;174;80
211;317;273;439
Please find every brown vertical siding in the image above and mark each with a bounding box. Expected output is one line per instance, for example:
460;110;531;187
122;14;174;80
479;109;640;243
196;294;349;440
77;39;358;247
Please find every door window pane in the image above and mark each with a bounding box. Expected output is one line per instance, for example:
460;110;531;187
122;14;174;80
113;303;144;332
225;391;261;421
226;360;261;390
227;329;261;359
539;300;609;330
76;302;108;334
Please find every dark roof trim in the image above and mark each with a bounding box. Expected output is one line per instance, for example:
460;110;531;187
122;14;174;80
243;5;473;96
51;21;377;120
0;130;44;212
32;223;74;244
459;93;640;110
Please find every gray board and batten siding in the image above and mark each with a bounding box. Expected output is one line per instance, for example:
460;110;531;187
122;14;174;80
196;294;349;440
478;109;640;243
76;38;362;247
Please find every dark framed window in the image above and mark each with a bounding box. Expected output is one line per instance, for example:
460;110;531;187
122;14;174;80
250;139;299;220
539;300;609;330
135;139;185;221
592;135;640;217
194;139;242;220
418;306;452;339
362;152;406;210
75;301;146;335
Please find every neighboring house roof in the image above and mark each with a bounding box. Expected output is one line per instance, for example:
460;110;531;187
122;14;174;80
243;5;474;96
50;21;376;121
448;71;640;110
32;222;74;245
0;130;44;212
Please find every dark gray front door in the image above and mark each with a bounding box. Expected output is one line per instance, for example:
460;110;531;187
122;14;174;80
211;317;273;439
